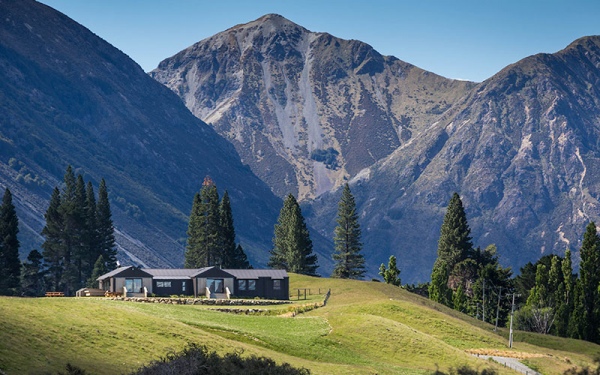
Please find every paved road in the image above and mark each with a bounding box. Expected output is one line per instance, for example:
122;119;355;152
474;355;541;375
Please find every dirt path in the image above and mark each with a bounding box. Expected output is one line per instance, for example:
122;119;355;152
475;355;541;375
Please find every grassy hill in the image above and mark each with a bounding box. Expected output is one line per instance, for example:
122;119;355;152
0;275;598;374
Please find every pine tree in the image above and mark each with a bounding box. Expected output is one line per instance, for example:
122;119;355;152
577;222;600;342
185;192;203;268
73;174;88;287
0;188;21;295
231;244;252;269
83;182;99;280
331;183;365;279
96;179;116;270
569;278;585;339
21;249;45;296
430;193;473;305
379;255;401;286
269;194;318;275
435;192;473;271
555;249;574;337
58;167;83;295
219;191;237;268
185;177;221;268
41;187;64;292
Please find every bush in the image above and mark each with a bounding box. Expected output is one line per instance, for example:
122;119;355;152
131;343;310;375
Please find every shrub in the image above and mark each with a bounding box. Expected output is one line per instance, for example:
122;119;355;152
131;343;310;375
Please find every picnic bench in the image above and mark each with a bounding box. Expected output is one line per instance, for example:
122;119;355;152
45;291;64;297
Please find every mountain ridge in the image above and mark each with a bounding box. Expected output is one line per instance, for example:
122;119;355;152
0;0;288;269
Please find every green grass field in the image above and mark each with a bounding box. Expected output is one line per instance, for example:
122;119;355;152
1;275;598;374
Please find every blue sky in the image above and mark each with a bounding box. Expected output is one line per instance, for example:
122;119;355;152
39;0;600;82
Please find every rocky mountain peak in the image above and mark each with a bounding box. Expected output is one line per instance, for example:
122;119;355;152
152;15;474;200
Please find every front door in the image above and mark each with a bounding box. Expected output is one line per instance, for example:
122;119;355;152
125;278;142;295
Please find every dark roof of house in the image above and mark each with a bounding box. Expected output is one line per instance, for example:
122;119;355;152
97;266;131;280
96;266;153;280
144;268;200;280
224;269;288;280
97;267;288;280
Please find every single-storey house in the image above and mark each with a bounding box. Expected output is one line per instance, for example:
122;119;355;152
97;266;289;300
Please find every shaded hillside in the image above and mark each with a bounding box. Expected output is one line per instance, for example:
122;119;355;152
151;14;474;200
307;36;600;282
0;0;285;268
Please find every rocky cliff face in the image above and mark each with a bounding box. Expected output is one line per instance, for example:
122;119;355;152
0;0;285;268
308;36;600;282
151;14;474;200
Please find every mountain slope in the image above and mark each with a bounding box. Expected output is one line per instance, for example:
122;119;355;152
0;0;283;267
308;36;600;282
151;14;475;200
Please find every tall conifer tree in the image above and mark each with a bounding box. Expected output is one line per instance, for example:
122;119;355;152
58;166;81;294
231;244;251;269
331;183;365;279
555;249;574;337
185;177;221;267
0;188;21;295
269;194;318;275
73;174;87;286
83;182;99;278
219;190;237;268
42;187;64;292
21;249;45;296
429;193;473;306
185;192;203;268
97;179;116;270
577;222;600;342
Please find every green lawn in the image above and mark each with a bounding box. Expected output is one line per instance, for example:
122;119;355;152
0;275;598;375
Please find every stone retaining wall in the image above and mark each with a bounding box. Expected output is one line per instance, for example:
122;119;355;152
107;297;293;305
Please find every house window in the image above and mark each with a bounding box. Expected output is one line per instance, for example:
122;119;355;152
248;280;256;291
238;280;247;291
125;278;142;293
156;281;172;288
207;278;224;293
182;281;186;292
273;280;281;290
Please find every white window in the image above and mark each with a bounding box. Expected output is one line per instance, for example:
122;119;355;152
156;281;172;288
238;280;247;291
248;280;256;291
182;282;186;292
273;280;281;290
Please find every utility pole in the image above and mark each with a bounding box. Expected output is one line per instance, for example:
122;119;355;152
508;293;518;348
494;286;502;331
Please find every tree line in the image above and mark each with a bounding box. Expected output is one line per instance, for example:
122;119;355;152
426;192;600;345
267;183;367;279
184;178;369;280
0;166;117;296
